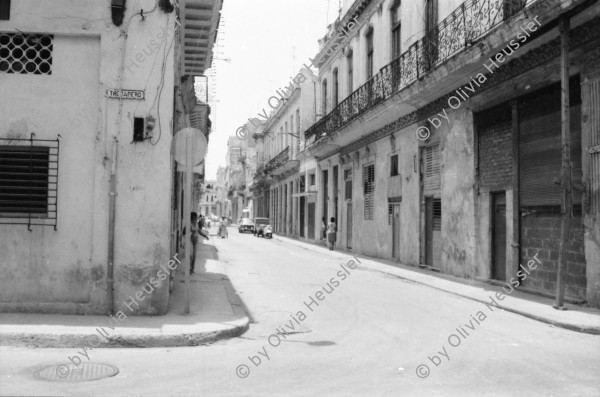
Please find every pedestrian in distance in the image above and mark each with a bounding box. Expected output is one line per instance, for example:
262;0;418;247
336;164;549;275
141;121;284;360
218;216;229;238
327;217;337;251
187;212;209;274
320;217;327;243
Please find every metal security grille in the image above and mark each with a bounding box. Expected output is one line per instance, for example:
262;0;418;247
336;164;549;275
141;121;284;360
363;164;375;220
0;33;53;75
0;137;59;229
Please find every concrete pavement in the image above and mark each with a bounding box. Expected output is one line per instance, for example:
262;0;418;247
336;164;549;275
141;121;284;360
272;234;600;335
1;228;599;396
0;228;249;348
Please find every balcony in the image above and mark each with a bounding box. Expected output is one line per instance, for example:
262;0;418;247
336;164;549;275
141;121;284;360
304;0;530;143
263;146;300;177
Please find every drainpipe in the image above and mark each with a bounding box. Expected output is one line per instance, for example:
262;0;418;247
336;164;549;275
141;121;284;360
107;137;118;315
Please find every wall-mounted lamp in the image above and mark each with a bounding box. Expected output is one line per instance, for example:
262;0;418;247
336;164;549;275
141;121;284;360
111;0;126;26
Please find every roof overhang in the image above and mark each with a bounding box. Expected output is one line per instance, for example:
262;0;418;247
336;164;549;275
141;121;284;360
179;0;223;77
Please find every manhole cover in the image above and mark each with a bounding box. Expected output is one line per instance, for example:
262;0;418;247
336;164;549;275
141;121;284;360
34;363;119;382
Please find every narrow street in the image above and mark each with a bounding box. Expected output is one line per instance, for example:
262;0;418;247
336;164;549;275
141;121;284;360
1;227;599;397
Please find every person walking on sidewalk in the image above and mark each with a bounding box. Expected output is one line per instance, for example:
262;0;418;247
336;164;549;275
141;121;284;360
189;212;209;274
326;217;337;251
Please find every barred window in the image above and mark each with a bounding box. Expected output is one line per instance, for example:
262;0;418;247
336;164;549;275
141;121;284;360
388;204;393;225
363;164;375;220
0;139;59;229
0;33;53;75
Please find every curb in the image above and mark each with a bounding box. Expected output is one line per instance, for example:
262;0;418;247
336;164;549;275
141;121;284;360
272;235;600;335
0;317;250;349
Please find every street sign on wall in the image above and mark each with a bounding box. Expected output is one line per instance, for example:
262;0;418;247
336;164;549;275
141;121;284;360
105;89;145;100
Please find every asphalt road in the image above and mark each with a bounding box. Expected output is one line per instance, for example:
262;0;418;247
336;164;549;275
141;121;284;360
1;227;599;396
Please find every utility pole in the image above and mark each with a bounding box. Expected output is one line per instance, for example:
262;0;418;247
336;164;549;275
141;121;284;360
554;15;571;310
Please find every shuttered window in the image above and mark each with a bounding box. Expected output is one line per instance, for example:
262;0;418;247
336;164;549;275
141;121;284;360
363;164;375;220
422;144;441;192
519;78;582;208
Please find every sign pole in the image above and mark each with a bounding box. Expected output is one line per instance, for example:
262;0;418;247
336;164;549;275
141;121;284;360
184;133;193;315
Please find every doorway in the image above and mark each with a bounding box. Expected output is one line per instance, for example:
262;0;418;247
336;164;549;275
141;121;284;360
492;192;507;281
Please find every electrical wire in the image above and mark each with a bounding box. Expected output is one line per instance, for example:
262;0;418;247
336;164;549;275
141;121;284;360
151;18;177;146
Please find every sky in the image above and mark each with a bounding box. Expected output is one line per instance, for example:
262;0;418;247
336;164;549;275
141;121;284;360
202;0;342;180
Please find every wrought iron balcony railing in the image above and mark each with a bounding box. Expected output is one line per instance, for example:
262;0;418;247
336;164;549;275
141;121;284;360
304;0;529;142
264;146;290;175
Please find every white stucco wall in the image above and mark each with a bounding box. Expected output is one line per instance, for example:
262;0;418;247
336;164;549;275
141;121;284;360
0;0;175;315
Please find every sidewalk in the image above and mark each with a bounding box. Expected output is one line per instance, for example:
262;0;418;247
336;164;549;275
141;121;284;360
273;234;600;335
0;238;249;348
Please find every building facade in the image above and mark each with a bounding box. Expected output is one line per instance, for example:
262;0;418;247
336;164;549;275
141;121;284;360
0;0;222;314
250;67;318;238
296;0;600;307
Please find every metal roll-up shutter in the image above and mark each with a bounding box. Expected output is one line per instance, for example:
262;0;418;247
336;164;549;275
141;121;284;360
518;78;582;208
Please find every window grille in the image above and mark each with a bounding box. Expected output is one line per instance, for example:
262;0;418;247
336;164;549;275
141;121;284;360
0;136;59;230
0;32;53;75
388;204;393;225
363;164;375;220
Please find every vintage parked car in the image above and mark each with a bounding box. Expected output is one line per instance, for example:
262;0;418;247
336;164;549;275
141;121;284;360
253;217;271;237
238;218;255;233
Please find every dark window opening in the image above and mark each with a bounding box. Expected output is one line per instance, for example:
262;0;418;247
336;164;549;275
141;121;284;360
344;169;352;200
366;28;374;79
0;0;10;20
347;51;353;93
391;0;401;59
133;117;145;142
332;68;339;107
390;154;399;176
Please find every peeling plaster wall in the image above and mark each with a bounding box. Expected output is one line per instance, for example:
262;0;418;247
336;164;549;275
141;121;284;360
437;107;477;277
